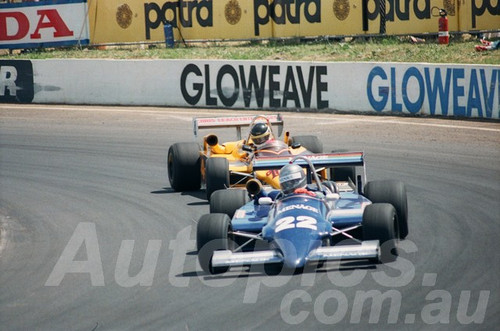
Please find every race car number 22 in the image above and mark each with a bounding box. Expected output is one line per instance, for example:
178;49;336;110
275;216;317;233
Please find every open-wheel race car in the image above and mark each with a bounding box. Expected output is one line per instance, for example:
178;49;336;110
167;114;327;200
196;153;409;274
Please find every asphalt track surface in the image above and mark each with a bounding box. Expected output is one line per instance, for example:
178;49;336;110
1;105;499;330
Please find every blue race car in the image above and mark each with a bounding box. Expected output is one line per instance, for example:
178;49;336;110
196;153;408;274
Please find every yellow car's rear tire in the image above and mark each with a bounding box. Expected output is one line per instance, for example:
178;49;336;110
289;135;323;153
167;142;201;191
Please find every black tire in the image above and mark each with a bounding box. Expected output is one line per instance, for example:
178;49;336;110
363;203;398;263
210;189;250;218
264;263;285;275
364;180;408;239
167;142;201;191
289;135;323;153
197;213;232;274
330;167;356;182
205;157;230;200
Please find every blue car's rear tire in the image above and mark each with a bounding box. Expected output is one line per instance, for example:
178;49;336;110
364;180;408;239
210;189;250;218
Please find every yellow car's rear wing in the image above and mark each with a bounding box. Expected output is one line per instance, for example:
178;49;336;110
193;114;284;139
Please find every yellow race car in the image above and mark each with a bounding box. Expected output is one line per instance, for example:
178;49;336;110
167;114;325;200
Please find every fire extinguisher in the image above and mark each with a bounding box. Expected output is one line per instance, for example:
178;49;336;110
438;9;449;45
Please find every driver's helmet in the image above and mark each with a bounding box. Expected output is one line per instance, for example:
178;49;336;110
250;122;271;146
279;164;306;194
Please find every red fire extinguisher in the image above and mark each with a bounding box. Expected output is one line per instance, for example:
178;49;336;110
438;9;449;45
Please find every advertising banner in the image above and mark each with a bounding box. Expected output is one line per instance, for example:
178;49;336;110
7;59;498;119
0;60;34;103
177;61;500;119
87;1;498;45
0;0;90;49
460;0;500;31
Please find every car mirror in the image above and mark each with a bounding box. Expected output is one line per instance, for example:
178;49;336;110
325;193;340;200
258;197;273;205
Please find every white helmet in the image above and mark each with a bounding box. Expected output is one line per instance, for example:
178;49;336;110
279;164;306;194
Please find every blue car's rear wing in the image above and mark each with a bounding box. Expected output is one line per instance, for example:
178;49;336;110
252;152;365;171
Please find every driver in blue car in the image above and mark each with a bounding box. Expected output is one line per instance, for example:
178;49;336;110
279;163;316;197
279;163;338;198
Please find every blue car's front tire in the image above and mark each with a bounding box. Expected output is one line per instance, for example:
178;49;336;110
197;213;232;274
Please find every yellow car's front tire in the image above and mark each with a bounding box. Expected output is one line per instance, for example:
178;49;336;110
205;158;229;200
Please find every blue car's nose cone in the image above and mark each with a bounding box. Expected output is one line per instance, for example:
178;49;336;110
276;239;307;268
274;230;322;269
288;258;306;269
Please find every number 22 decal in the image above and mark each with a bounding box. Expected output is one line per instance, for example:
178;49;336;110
275;216;317;233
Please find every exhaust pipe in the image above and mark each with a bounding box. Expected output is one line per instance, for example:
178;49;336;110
246;179;263;195
206;134;218;147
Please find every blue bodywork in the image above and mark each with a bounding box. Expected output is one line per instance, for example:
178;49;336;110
230;188;371;268
205;152;385;272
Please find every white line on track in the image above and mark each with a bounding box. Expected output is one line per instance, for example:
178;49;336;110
307;116;500;132
0;217;7;257
2;104;499;133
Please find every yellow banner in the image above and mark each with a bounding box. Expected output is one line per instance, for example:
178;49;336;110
88;1;499;44
458;0;500;31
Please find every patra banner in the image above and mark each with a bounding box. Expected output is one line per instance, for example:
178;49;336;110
88;0;499;44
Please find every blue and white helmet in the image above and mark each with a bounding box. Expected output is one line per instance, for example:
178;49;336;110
279;164;306;194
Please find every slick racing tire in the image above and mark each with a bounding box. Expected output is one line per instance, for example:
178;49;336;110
210;189;250;218
197;213;233;274
289;135;323;153
205;157;230;200
364;180;408;239
363;203;398;263
167;142;201;191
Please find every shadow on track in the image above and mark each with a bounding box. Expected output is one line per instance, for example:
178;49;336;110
177;251;377;280
151;187;208;203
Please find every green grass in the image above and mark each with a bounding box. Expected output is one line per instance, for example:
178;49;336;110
1;36;499;65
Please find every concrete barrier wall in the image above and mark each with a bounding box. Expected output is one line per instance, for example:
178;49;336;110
1;59;498;119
